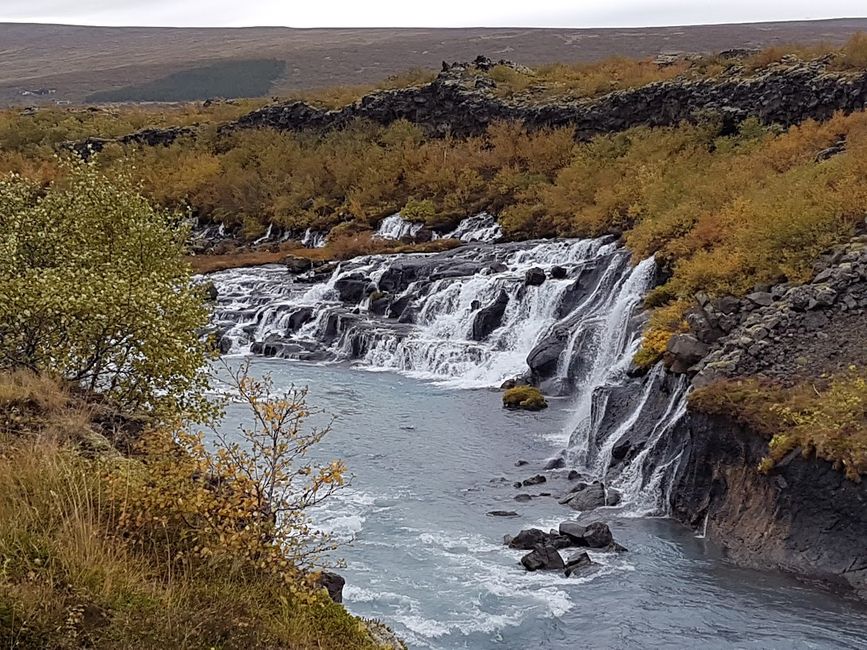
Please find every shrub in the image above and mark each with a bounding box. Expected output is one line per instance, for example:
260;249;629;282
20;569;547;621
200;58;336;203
0;160;212;415
0;365;390;649
503;386;548;411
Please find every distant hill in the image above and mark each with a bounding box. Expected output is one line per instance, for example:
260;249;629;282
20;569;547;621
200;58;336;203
2;18;867;105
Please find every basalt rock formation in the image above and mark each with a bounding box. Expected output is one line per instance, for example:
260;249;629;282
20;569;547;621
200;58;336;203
71;55;867;157
671;411;867;598
664;234;867;598
666;235;867;382
230;56;867;140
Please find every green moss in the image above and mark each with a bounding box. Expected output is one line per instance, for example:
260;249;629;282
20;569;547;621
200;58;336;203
503;386;548;411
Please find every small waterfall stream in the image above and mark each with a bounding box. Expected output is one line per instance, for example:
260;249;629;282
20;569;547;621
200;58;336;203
208;233;689;515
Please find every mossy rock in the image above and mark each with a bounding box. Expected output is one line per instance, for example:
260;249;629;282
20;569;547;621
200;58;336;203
502;386;548;411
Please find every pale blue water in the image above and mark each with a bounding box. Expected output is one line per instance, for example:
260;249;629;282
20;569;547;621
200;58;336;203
215;358;867;650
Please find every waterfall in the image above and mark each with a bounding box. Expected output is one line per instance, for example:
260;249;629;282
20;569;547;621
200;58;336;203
301;228;327;248
253;223;274;246
374;213;424;240
437;213;503;243
208;235;690;513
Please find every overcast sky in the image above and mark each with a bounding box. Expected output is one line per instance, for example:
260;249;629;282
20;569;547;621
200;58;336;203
0;0;864;28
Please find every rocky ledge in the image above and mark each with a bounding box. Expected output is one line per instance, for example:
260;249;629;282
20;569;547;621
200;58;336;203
663;234;867;598
231;56;867;140
71;55;867;155
671;411;867;598
666;234;867;381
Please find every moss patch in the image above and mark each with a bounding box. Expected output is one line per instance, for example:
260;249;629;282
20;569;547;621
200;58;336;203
503;386;548;411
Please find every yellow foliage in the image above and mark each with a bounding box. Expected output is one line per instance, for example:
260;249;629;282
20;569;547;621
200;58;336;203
689;370;867;480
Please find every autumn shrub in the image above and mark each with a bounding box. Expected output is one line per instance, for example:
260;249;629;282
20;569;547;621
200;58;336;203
689;370;867;480
0;365;391;649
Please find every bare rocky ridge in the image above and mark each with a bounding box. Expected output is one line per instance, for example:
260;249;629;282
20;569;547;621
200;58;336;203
72;55;867;158
230;56;867;139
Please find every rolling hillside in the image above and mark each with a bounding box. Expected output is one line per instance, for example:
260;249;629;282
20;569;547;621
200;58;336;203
2;18;867;104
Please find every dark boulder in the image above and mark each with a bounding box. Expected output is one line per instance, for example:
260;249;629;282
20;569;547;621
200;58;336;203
525;267;546;286
514;493;532;502
471;290;509;341
487;510;519;518
561;482;606;512
316;571;345;603
564;551;594;577
544;457;566;470
521;545;565;572
218;336;233;354
287;306;314;332
583;522;614;548
527;327;569;379
501;375;531;390
550;265;568;279
558;521;587;545
522;474;547;486
507;528;548;550
334;273;369;303
665;334;709;374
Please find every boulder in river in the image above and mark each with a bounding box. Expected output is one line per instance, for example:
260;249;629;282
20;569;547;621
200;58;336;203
564;551;594;577
503;386;548;411
471;289;509;341
561;482;606;511
550;265;568;279
583;522;615;548
525;267;546;286
521;545;565;571
522;474;547;486
507;528;549;550
487;510;519;518
334;273;369;303
558;521;587;545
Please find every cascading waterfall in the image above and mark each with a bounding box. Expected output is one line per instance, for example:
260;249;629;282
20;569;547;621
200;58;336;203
208;235;690;514
374;213;423;240
436;213;503;243
301;228;327;248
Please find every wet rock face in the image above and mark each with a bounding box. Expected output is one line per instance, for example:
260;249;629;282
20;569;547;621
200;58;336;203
470;289;509;341
671;412;867;598
685;236;867;384
227;58;867;141
521;545;565;572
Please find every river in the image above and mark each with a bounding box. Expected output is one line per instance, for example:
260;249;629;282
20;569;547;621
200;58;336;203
215;357;867;650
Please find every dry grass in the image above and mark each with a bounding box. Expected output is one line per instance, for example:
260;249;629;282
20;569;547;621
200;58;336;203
0;371;393;649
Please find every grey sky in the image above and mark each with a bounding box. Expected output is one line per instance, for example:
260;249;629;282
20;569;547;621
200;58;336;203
0;0;865;28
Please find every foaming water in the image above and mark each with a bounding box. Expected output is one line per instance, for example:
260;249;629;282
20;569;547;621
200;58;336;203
215;359;867;650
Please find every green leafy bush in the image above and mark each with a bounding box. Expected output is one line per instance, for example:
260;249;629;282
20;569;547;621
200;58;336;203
0;160;212;415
